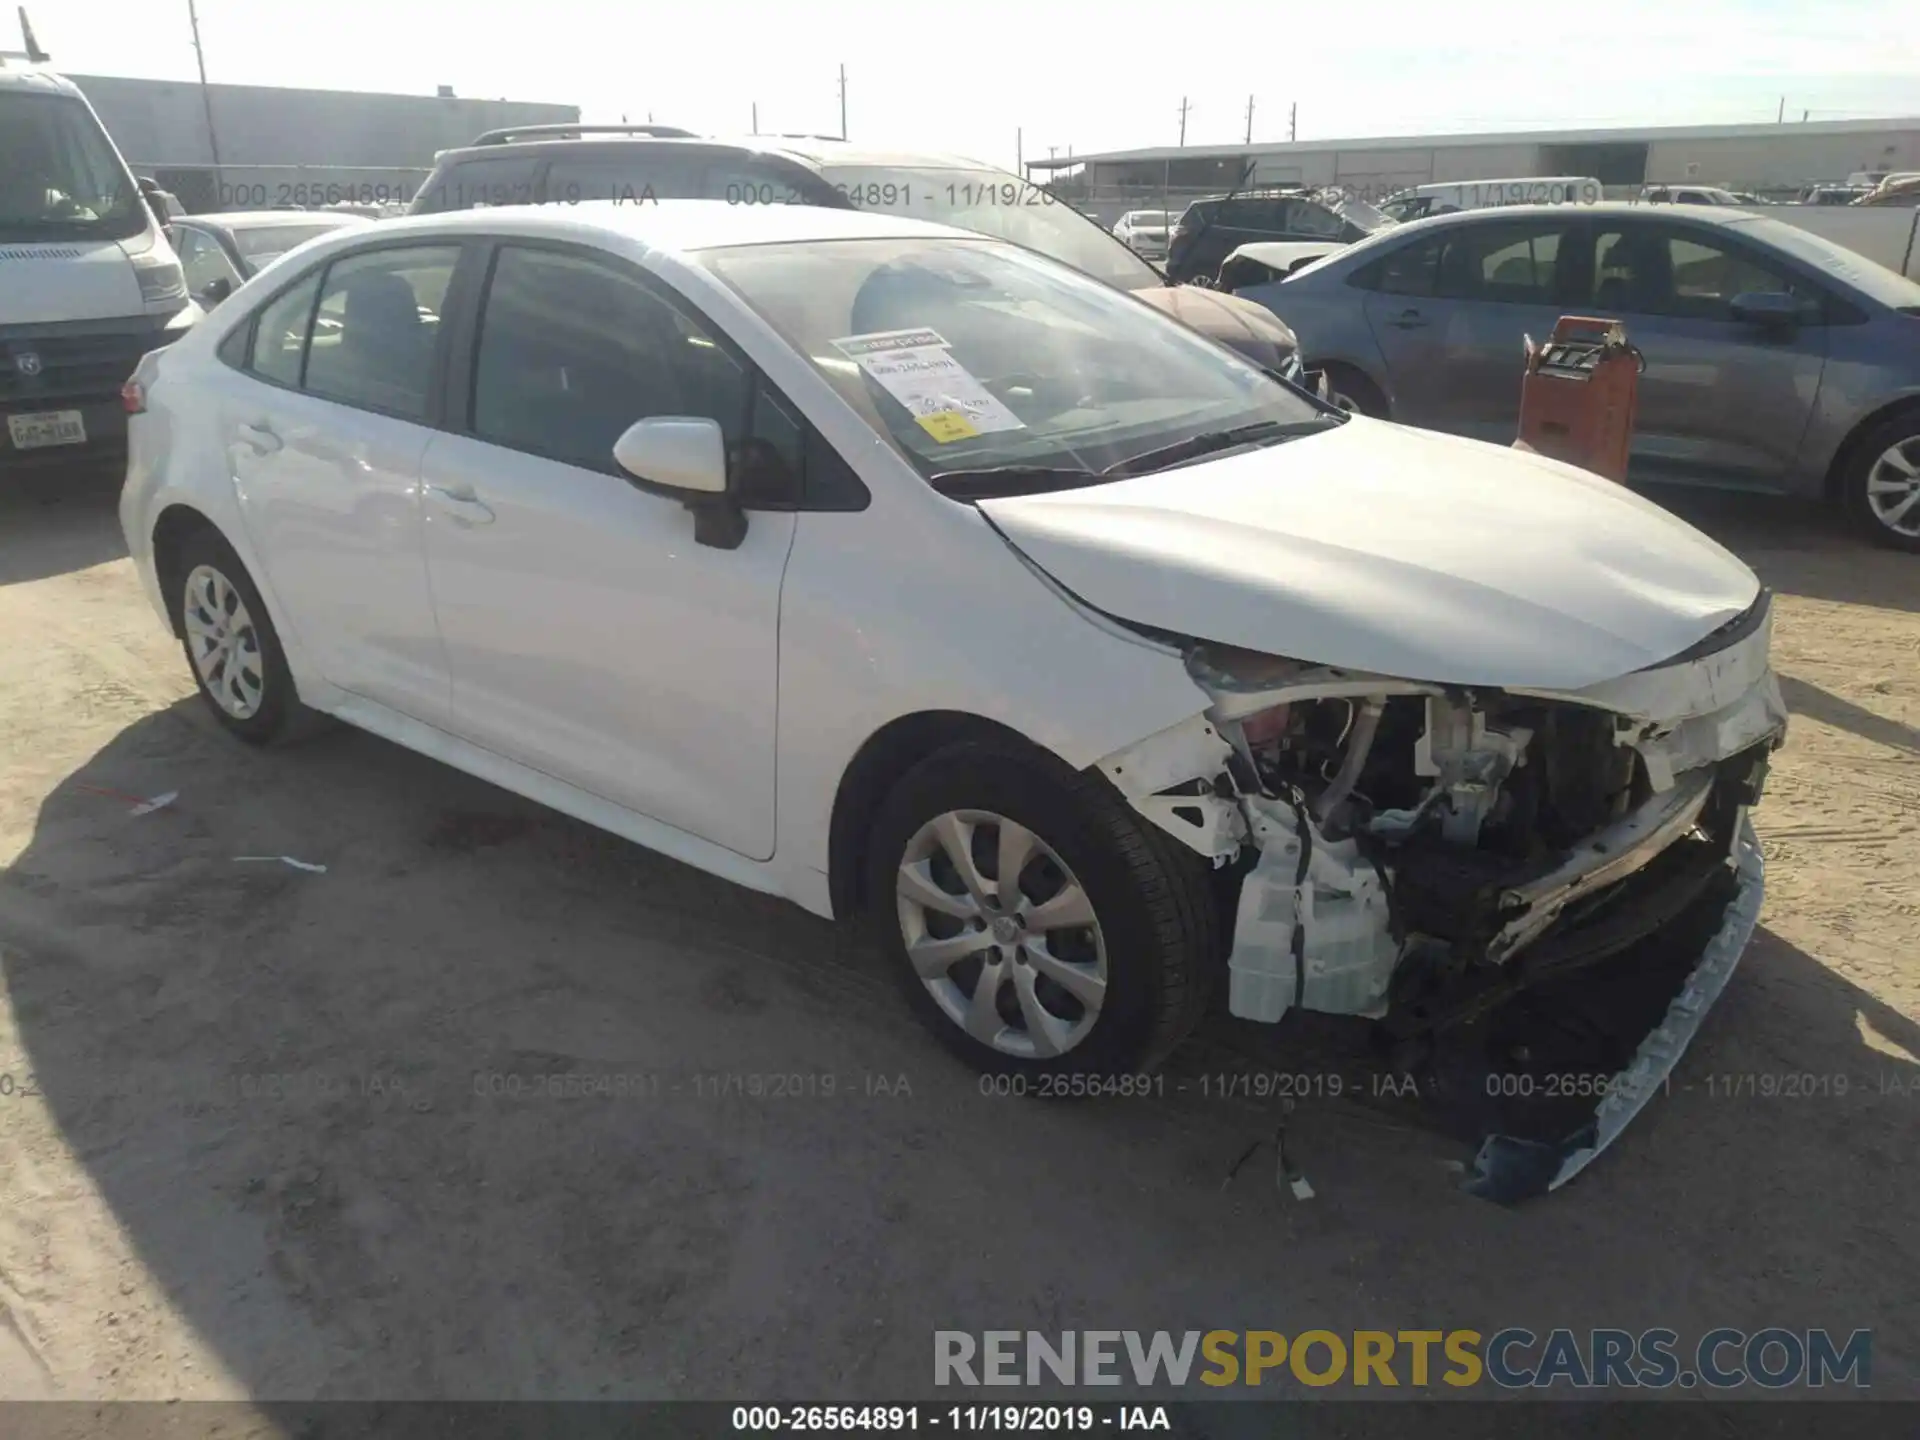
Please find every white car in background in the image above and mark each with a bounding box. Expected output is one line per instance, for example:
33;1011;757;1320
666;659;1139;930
120;200;1786;1200
1111;209;1173;260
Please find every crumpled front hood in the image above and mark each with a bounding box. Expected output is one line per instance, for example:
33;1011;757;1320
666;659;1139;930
979;418;1762;691
1133;285;1298;365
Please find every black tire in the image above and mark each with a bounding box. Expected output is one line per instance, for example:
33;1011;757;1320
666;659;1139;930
1841;409;1920;553
1318;362;1389;419
169;527;321;745
865;738;1219;1078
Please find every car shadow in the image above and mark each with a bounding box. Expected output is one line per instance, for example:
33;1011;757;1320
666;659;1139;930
1778;674;1920;756
3;702;1916;1404
0;467;129;588
1648;488;1920;614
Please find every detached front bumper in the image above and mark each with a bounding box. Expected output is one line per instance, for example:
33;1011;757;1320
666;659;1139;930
1465;812;1764;1202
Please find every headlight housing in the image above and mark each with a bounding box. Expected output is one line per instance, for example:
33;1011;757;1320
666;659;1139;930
131;248;188;306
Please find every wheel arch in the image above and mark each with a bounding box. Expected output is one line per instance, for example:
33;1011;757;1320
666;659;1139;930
1821;392;1920;501
150;503;224;637
826;710;1055;921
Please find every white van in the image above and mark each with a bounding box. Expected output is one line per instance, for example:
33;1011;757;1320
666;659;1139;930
2;53;196;476
1380;177;1602;222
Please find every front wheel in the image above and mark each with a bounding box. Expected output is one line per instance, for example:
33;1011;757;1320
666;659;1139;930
866;740;1218;1077
1844;412;1920;552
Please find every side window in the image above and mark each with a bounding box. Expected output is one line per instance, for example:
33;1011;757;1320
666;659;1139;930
303;245;459;419
470;245;799;504
1591;226;1814;320
247;272;322;387
544;155;700;208
1226;199;1289;231
1354;236;1441;296
1433;223;1565;303
1282;199;1346;239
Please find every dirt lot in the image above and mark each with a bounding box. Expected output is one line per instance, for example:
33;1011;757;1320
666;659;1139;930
0;470;1915;1409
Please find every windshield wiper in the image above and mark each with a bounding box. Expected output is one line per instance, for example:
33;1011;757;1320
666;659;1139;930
927;465;1104;500
1099;417;1337;478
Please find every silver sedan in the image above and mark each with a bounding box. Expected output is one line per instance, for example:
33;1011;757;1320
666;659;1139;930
1228;201;1920;551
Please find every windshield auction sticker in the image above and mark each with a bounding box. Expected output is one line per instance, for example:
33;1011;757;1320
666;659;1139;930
831;328;1026;443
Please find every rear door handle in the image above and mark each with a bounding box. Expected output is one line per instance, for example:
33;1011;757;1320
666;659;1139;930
426;484;495;526
1388;309;1428;330
236;420;281;454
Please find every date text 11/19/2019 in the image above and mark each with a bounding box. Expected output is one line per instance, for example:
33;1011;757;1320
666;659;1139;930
731;1405;1168;1431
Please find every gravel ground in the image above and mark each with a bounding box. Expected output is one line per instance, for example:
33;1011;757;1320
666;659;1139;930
0;471;1914;1411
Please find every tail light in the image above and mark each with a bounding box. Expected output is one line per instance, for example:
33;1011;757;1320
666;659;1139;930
123;349;165;415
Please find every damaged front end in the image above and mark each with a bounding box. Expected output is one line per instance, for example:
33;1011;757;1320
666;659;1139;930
1098;591;1789;1201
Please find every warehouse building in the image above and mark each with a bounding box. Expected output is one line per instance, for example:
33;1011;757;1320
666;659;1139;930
67;73;578;211
1033;116;1920;218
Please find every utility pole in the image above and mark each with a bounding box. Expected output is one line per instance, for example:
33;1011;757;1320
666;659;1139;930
1016;127;1022;174
1289;101;1297;142
1244;95;1255;144
1777;95;1785;123
185;0;222;174
751;103;758;134
1178;96;1190;146
1801;109;1809;123
838;64;847;141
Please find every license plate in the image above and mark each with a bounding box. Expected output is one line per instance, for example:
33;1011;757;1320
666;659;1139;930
7;410;87;450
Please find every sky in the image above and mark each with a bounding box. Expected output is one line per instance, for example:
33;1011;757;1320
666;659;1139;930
20;0;1920;172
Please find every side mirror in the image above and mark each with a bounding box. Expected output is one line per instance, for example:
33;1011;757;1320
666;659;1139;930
1728;291;1804;328
611;416;746;550
136;175;161;196
199;276;233;307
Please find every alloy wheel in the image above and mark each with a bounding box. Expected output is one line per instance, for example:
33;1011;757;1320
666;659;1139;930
894;809;1108;1059
1865;437;1920;538
182;563;266;719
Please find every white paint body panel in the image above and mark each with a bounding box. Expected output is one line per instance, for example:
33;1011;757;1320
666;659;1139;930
418;431;795;861
981;417;1761;691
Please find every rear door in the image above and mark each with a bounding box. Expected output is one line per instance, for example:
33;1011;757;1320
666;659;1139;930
1580;217;1827;485
1358;217;1577;436
221;244;462;724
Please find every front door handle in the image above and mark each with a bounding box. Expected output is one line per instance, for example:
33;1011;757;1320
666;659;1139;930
1388;308;1428;330
426;483;495;526
236;420;281;454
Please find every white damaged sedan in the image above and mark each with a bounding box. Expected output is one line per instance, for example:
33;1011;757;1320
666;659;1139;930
121;201;1787;1199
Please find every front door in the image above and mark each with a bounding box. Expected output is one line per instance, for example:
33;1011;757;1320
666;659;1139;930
419;243;794;860
1582;219;1828;487
224;244;461;725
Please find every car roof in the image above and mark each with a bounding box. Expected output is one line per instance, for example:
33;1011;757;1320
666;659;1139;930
436;132;1002;176
0;67;80;97
1388;200;1758;230
180;211;371;232
352;197;987;252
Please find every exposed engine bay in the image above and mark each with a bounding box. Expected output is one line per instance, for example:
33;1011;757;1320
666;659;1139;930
1096;590;1790;1199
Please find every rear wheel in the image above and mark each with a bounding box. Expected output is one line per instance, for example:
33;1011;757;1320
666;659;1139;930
170;529;317;744
866;739;1218;1078
1844;411;1920;552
